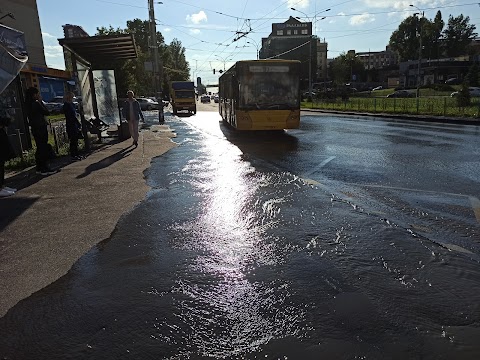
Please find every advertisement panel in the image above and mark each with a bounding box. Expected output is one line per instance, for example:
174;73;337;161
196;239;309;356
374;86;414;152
93;70;119;125
0;24;28;94
77;61;94;120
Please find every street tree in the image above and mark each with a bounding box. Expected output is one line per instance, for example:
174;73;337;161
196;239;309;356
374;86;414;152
443;14;477;57
330;52;365;84
96;19;190;96
465;63;479;86
422;11;444;60
389;16;426;62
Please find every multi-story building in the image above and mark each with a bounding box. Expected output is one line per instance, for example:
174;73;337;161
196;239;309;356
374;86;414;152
0;0;71;153
1;0;71;98
354;46;399;70
259;16;328;90
62;24;89;39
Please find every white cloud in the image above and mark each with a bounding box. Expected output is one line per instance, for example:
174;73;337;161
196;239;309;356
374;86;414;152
190;29;201;35
41;32;65;69
288;0;309;9
44;45;64;58
349;13;375;26
362;0;448;10
186;11;207;24
42;32;56;39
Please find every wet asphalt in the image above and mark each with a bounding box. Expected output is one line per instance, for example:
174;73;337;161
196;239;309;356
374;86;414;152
0;109;479;359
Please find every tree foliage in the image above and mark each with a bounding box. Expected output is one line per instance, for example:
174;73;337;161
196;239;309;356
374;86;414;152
389;16;424;62
330;52;365;84
466;63;479;86
443;14;478;57
95;19;190;97
422;11;444;60
389;11;477;60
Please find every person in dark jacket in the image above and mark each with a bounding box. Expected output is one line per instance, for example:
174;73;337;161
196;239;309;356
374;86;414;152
25;87;56;175
63;92;82;160
122;90;144;148
0;115;16;197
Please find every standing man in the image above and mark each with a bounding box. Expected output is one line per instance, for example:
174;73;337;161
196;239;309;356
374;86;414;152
24;87;56;175
63;92;82;160
122;90;144;148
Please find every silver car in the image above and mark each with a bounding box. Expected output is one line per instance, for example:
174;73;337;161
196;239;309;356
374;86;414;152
137;98;160;111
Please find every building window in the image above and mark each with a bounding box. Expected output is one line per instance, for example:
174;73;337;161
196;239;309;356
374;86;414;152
294;30;298;35
287;30;291;35
301;29;308;35
277;30;283;35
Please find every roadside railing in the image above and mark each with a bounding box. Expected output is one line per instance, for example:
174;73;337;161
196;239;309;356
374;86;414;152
47;118;69;153
303;96;480;118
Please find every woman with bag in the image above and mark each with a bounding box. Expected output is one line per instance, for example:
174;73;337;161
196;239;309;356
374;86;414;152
25;87;56;175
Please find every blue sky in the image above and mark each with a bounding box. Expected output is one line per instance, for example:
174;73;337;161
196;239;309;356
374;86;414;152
38;0;480;84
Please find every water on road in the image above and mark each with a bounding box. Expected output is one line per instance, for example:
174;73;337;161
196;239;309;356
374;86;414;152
1;111;479;359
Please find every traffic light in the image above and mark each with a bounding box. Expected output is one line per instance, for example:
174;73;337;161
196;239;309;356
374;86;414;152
213;69;215;74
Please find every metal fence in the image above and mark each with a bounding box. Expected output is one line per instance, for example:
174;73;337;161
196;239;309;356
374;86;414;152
48;119;69;153
305;96;480;118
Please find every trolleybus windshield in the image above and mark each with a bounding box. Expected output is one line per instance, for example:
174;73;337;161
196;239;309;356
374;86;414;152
239;64;299;110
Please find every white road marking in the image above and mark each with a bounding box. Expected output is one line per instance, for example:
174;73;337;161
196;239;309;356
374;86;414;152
303;156;335;177
469;196;480;223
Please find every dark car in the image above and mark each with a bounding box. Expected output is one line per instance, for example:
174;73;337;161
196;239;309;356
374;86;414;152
44;101;63;114
201;95;211;103
214;95;219;103
445;78;461;85
387;90;415;98
137;97;160;111
48;95;80;111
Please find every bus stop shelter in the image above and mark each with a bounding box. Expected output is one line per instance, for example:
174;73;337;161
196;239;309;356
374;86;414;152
58;34;137;145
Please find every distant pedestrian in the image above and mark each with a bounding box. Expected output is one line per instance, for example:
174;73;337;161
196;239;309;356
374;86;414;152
25;87;56;175
122;90;144;148
0;115;16;197
63;92;82;160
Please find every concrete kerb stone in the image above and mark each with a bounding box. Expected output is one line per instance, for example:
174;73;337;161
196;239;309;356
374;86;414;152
0;124;177;317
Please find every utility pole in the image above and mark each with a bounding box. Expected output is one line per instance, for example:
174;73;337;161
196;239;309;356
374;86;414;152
148;0;162;120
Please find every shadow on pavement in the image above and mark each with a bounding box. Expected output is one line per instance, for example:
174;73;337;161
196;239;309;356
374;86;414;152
76;145;135;179
0;197;39;232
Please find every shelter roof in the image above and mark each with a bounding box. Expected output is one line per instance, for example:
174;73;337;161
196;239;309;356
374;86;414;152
58;34;137;66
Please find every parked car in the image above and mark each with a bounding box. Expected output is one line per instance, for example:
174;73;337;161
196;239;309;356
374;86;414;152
214;95;219;103
451;87;480;97
387;90;415;98
201;95;211;103
48;95;81;111
44;101;63;114
445;78;461;85
137;97;160;110
302;91;317;99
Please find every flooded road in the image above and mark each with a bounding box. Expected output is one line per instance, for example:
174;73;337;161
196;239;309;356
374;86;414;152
1;111;479;359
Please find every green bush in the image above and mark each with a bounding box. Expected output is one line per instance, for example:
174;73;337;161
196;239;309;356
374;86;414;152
429;83;455;92
456;84;471;107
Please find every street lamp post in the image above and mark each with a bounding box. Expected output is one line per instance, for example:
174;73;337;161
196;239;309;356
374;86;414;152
291;8;330;98
410;4;424;103
246;38;260;60
148;0;163;121
215;55;231;72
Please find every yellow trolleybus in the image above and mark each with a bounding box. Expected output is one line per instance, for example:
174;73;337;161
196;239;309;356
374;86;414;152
218;59;301;130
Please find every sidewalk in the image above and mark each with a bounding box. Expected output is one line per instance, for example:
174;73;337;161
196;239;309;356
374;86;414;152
0;120;177;317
